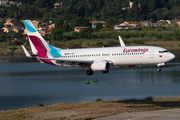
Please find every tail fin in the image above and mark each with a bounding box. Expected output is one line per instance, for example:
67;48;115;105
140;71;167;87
23;20;62;66
24;20;49;57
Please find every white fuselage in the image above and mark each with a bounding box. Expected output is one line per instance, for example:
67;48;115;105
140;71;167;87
51;46;175;67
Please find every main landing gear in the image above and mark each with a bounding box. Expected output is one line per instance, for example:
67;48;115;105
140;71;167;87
86;69;94;76
86;70;109;76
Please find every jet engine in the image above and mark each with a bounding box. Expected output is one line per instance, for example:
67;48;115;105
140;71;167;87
91;61;110;71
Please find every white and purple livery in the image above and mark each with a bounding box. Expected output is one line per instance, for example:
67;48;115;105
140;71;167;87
22;20;175;75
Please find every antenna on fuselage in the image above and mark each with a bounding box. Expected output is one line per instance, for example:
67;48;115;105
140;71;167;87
118;36;126;47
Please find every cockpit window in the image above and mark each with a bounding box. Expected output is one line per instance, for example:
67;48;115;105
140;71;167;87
159;50;168;53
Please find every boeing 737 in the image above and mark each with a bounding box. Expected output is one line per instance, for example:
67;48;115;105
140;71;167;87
22;20;175;76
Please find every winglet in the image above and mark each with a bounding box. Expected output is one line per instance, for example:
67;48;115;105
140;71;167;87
118;36;125;47
22;45;31;58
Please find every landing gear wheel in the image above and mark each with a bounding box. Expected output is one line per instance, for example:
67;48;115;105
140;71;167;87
102;70;109;74
157;68;161;72
86;70;94;76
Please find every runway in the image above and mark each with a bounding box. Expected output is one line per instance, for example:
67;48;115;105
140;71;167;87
94;108;180;120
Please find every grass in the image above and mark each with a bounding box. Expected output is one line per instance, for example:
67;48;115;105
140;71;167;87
0;96;180;120
0;37;180;55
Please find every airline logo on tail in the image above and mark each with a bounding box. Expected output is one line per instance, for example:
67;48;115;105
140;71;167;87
24;20;37;33
23;20;61;65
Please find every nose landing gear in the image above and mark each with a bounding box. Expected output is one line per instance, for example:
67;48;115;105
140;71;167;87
157;67;161;72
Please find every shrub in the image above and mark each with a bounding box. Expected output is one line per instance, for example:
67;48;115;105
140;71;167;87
87;43;91;47
144;96;153;101
37;103;44;107
124;40;131;45
62;35;73;41
174;29;180;40
95;98;102;102
106;40;119;46
67;42;82;48
96;42;105;47
162;34;172;41
132;40;145;44
156;34;162;39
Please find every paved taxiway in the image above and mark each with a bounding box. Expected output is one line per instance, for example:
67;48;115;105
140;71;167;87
94;108;180;120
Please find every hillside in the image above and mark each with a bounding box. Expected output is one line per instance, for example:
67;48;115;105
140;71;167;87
0;0;180;23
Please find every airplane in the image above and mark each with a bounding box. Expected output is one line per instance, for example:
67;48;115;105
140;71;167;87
22;20;175;76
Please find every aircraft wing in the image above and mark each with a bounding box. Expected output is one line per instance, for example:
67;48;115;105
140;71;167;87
36;57;93;68
36;57;112;68
37;57;93;63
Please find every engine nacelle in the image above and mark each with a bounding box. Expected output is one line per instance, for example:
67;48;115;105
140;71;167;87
91;61;110;71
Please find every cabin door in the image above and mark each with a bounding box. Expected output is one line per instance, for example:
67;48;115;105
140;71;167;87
149;49;154;58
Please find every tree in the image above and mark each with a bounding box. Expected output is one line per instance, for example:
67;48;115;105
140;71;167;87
70;0;74;13
96;0;102;11
95;23;103;31
0;33;8;42
81;0;85;17
52;28;63;41
74;17;91;27
55;19;63;28
61;24;70;32
84;1;89;17
34;8;39;18
45;3;50;12
14;11;19;19
106;17;114;28
174;29;180;40
29;7;35;18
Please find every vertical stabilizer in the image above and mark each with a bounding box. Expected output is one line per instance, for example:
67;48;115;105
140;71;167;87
23;20;62;65
24;20;50;57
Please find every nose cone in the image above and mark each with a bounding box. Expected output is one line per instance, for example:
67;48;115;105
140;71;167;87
169;53;175;61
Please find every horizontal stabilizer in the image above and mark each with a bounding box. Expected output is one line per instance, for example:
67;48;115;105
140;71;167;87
31;54;39;57
22;45;31;58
